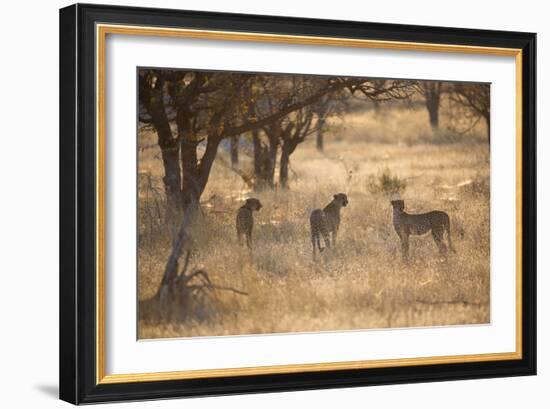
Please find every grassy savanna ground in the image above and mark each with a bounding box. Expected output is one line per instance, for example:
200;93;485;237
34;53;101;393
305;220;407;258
137;107;490;339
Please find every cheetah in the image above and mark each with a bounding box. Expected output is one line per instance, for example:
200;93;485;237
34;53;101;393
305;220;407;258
310;193;349;257
391;199;455;261
236;198;262;249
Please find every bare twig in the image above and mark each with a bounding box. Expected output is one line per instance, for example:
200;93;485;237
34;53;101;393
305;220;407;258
216;155;255;189
321;152;354;185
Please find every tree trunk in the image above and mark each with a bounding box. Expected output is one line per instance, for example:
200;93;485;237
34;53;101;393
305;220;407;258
252;130;262;176
230;136;239;168
252;132;270;189
316;118;325;151
160;144;182;212
423;81;442;133
173;134;223;208
253;131;277;189
149;102;182;212
179;139;200;207
157;202;194;294
197;135;223;196
279;146;290;188
426;98;440;131
267;135;278;185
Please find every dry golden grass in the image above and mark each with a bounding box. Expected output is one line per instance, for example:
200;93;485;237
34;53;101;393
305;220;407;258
137;107;490;339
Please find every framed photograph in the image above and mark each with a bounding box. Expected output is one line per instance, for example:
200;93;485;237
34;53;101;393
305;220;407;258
59;3;536;404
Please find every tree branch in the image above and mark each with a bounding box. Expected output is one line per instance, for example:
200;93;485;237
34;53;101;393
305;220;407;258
222;80;349;138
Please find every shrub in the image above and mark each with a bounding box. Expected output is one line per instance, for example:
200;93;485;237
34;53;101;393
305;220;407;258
367;168;407;195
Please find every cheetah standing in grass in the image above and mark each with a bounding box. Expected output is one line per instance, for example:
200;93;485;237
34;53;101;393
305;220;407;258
310;193;349;257
236;198;262;249
391;199;455;261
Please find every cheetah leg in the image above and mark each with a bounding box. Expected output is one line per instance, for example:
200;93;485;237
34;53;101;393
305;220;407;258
246;232;252;249
320;227;330;252
432;227;447;255
400;234;410;262
322;236;330;252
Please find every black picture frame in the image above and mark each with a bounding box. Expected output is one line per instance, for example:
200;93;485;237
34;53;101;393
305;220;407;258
60;3;536;404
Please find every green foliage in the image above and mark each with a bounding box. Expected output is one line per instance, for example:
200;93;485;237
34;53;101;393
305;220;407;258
367;168;407;195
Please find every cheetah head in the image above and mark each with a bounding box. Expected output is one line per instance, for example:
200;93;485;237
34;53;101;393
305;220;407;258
245;198;262;211
390;199;405;211
333;193;348;207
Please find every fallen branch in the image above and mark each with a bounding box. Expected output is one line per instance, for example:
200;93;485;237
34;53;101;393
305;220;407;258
209;284;249;296
156;244;249;322
415;298;484;307
178;265;248;296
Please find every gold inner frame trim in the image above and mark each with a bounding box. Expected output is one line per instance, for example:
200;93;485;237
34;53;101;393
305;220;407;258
96;23;523;385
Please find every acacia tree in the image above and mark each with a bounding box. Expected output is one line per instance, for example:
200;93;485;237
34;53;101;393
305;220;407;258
260;76;416;189
253;75;328;189
248;79;279;189
262;77;320;188
278;108;316;188
257;76;325;188
311;91;349;151
139;70;250;211
449;83;491;143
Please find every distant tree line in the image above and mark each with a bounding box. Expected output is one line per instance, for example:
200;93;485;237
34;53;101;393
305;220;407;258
139;70;490;213
416;81;490;141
